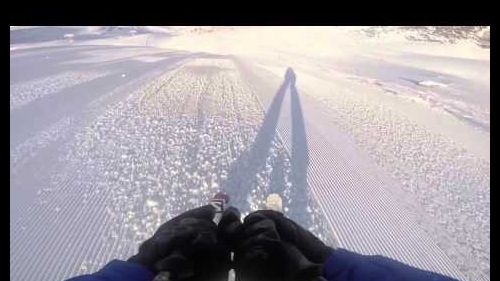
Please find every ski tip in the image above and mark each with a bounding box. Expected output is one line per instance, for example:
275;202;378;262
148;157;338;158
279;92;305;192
265;193;283;212
213;191;230;203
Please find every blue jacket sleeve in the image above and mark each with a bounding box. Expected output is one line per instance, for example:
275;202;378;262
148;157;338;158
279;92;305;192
65;260;155;281
322;248;460;281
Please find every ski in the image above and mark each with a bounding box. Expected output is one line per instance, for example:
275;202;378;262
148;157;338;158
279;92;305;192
265;193;283;212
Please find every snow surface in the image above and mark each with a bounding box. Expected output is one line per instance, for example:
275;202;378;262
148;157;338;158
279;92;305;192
10;26;489;281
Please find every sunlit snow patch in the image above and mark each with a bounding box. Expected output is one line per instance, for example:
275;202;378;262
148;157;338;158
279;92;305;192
418;80;448;88
145;199;158;208
10;71;111;110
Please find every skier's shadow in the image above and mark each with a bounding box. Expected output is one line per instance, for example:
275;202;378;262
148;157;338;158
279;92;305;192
224;67;312;228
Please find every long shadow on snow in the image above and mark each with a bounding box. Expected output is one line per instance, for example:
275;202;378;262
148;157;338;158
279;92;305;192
223;68;314;229
287;69;312;228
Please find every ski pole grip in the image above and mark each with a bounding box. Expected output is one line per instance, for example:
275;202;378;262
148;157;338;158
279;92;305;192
154;193;230;281
210;192;230;225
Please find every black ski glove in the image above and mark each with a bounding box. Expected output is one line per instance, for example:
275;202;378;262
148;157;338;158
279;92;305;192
233;212;327;281
128;205;231;281
245;210;334;264
217;206;244;250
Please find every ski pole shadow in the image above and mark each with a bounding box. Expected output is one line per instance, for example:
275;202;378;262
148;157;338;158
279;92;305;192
223;67;314;230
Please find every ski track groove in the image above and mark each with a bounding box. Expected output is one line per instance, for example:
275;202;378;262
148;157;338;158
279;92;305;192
10;173;76;258
297;97;465;279
54;78;181;278
306;126;461;276
39;180;92;281
25;171;108;281
10;70;111;111
28;146;114;279
12;63;186;281
58;173;116;279
11;175;79;279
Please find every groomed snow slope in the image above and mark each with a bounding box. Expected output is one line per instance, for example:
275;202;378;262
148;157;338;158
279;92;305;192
10;27;489;281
